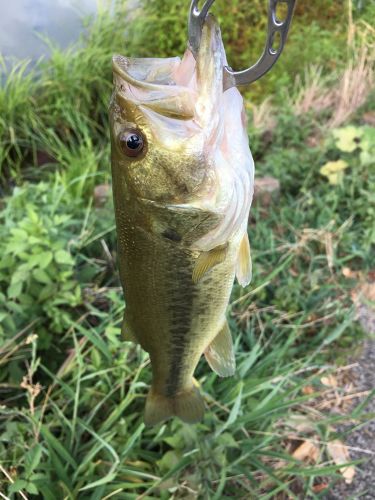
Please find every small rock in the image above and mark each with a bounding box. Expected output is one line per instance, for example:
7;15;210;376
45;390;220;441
94;184;110;207
362;111;375;126
260;129;274;148
36;150;55;166
306;133;323;148
253;176;280;207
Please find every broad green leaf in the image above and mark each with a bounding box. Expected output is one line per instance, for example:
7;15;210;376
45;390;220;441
9;480;28;494
7;280;23;298
38;284;55;301
25;482;39;495
10;227;28;239
163;434;185;449
33;268;51;284
217;432;239;449
27;207;39;224
10;266;30;284
6;239;28;254
54;249;74;265
360;149;372;166
0;255;14;269
30;251;53;269
25;443;43;474
157;450;181;472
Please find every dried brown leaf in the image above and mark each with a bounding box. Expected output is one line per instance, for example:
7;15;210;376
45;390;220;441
363;111;375;126
342;267;359;279
327;440;356;484
359;283;375;304
292;440;320;463
320;375;338;388
312;483;330;493
302;385;315;395
285;414;316;434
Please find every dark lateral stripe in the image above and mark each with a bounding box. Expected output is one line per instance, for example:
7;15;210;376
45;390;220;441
162;228;182;242
165;255;196;397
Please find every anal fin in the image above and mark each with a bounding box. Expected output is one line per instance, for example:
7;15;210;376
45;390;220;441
236;233;252;287
121;313;139;344
192;244;228;284
205;321;235;377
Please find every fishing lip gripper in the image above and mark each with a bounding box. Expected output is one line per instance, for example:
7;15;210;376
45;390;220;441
188;0;296;91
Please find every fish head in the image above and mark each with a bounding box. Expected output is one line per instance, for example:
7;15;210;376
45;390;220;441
110;16;254;247
110;52;208;204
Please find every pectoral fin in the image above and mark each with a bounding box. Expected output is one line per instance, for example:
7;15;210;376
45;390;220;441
236;233;252;287
204;321;235;377
192;244;228;283
121;314;139;344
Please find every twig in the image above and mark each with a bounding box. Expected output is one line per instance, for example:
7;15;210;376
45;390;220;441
0;320;39;356
0;465;28;500
102;488;124;500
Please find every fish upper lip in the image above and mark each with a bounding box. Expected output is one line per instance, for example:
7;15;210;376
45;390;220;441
138;197;205;213
112;55;157;90
139;197;186;208
112;54;182;89
138;197;161;205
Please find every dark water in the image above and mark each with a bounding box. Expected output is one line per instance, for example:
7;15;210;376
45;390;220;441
0;0;98;63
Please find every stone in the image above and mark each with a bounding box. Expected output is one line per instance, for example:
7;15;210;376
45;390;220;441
36;150;55;166
93;184;110;207
253;176;280;207
362;111;375;126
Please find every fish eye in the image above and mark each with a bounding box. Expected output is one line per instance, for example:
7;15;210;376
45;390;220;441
119;130;145;157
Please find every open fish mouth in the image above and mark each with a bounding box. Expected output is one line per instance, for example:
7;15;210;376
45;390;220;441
112;53;198;124
112;14;227;127
112;55;192;88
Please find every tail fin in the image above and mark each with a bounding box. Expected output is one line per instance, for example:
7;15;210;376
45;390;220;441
144;385;205;426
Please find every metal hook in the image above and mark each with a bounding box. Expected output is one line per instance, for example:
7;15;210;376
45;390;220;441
188;0;296;90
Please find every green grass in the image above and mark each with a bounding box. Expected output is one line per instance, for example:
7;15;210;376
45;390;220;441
0;1;374;498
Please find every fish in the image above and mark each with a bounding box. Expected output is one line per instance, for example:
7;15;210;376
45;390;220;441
109;14;254;426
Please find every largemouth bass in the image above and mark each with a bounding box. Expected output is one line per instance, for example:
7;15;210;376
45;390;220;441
109;15;254;425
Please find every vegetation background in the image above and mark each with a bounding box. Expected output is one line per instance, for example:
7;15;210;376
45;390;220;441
0;0;374;498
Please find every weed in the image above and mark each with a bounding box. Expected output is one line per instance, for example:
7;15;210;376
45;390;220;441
0;182;82;372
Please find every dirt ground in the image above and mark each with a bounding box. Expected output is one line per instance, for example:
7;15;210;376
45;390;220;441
329;302;375;499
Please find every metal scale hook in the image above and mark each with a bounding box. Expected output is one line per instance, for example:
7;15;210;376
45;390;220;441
188;0;296;90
